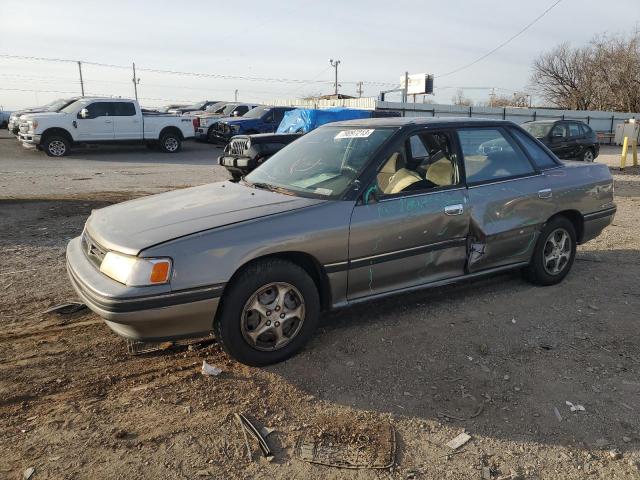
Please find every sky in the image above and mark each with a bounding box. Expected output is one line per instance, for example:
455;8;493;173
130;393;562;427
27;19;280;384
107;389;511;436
0;0;638;110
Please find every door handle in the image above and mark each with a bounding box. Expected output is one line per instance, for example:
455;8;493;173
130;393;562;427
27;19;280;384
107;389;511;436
538;188;552;199
105;120;113;124
444;204;464;216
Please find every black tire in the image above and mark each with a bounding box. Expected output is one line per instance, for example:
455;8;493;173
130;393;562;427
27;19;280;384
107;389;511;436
230;172;242;182
214;258;321;366
523;217;577;286
581;148;595;162
207;127;217;143
159;131;182;153
43;135;70;157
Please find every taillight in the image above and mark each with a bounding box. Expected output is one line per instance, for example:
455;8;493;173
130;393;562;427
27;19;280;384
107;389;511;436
192;117;200;129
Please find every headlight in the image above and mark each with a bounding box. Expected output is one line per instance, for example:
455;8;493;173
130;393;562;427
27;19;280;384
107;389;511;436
100;252;172;286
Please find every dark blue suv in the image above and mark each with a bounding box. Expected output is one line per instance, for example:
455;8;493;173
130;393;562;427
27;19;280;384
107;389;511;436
210;106;295;143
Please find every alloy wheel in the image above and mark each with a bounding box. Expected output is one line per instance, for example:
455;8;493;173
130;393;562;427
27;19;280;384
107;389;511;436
583;150;594;162
240;282;305;351
542;228;572;275
164;137;179;152
48;140;66;156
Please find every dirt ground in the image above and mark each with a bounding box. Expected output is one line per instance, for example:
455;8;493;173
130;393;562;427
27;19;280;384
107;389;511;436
1;139;640;479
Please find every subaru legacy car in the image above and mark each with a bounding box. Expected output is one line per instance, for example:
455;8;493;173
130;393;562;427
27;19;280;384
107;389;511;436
67;118;615;366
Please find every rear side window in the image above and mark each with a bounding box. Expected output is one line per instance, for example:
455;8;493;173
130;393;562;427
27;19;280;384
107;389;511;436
457;128;534;184
509;128;558;169
113;102;136;116
580;123;593;135
569;123;581;137
273;109;288;124
84;102;113;119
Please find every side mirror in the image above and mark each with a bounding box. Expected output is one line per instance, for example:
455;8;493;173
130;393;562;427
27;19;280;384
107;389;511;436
79;108;89;119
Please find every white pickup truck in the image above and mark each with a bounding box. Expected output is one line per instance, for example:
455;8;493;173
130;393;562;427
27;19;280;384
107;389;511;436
18;98;195;157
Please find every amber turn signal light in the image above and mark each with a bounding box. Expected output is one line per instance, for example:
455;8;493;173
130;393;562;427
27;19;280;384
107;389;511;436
149;261;171;284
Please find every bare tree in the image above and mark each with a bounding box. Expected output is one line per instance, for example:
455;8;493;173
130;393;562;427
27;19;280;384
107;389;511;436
480;92;530;108
531;31;640;112
452;89;473;107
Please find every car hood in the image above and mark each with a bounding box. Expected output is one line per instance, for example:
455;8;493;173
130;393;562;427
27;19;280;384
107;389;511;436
21;111;66;120
86;181;326;255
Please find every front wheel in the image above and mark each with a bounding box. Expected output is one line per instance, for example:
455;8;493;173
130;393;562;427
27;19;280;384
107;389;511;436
214;259;320;366
581;148;595;162
43;135;70;157
159;132;182;153
523;217;576;286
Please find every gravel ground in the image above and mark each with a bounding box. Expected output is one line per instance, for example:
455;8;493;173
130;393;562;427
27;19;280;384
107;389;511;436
1;130;639;479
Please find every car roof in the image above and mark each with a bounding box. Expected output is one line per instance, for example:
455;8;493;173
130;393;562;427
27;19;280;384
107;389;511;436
323;116;516;128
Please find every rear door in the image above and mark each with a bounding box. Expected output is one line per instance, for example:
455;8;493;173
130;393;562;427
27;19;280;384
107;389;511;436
76;102;114;140
459;127;553;272
347;128;469;299
112;102;142;140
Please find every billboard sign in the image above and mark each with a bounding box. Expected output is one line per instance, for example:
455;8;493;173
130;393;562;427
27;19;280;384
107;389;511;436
400;73;434;95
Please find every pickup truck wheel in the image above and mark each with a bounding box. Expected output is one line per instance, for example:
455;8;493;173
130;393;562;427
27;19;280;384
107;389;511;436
581;148;595;162
523;217;576;286
160;133;182;153
43;136;70;157
214;258;320;366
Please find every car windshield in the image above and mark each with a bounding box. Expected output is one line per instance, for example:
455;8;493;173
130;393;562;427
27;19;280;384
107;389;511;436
44;98;68;111
206;102;227;112
242;106;268;119
245;126;397;199
221;104;239;115
184;101;206;110
521;123;553;138
60;100;88;114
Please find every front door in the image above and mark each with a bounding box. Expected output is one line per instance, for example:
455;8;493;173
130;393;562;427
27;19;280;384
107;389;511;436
457;126;553;271
347;129;469;300
112;102;142;140
549;123;571;158
76;102;115;141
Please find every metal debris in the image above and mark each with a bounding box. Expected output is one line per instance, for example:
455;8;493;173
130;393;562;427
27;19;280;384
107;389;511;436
235;413;273;460
566;401;586;412
446;432;472;450
553;406;563;422
23;467;35;480
201;361;223;377
41;302;88;315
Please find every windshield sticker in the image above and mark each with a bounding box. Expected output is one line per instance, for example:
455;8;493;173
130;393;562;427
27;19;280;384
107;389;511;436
314;187;333;196
334;129;375;139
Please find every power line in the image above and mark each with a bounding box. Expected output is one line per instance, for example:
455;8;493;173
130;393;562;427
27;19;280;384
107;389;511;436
436;0;563;79
0;53;396;87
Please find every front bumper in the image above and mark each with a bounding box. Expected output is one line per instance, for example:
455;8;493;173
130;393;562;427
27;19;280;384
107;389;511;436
66;236;223;341
218;155;263;177
195;127;209;140
18;132;40;145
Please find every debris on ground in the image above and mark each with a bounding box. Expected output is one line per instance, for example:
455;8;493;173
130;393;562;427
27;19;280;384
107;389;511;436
446;432;472;450
296;413;395;469
566;401;586;412
41;302;87;315
609;449;623;460
553;407;563;422
201;360;223;377
23;467;36;480
235;413;273;461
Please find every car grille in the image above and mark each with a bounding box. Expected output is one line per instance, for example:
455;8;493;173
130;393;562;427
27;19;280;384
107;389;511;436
81;231;108;269
19;124;29;133
228;138;249;155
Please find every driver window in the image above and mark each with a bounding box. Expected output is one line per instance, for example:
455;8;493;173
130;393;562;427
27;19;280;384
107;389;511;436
551;124;567;138
375;131;459;196
83;102;112;119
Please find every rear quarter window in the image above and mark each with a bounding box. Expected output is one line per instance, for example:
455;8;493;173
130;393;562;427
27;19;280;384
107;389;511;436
509;128;558;169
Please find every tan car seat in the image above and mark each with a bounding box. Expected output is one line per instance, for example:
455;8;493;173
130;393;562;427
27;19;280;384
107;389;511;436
426;158;454;186
386;168;422;194
377;152;404;192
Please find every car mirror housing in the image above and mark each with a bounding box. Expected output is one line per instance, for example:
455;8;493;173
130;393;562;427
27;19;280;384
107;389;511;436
79;108;89;119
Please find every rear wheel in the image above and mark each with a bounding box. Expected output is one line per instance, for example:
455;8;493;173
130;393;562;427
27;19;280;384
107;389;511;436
159;132;182;153
581;148;595;162
214;259;320;366
43;135;70;157
523;217;576;286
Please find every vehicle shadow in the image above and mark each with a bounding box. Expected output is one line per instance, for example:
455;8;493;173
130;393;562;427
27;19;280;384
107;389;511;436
270;250;640;449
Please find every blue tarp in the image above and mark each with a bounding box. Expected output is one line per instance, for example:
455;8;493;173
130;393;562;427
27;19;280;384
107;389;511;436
276;107;373;134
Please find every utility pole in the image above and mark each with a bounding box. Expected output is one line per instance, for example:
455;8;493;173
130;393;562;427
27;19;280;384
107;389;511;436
356;81;363;98
403;71;409;103
234;89;238;102
132;62;139;101
77;61;85;96
329;59;341;95
489;87;496;108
